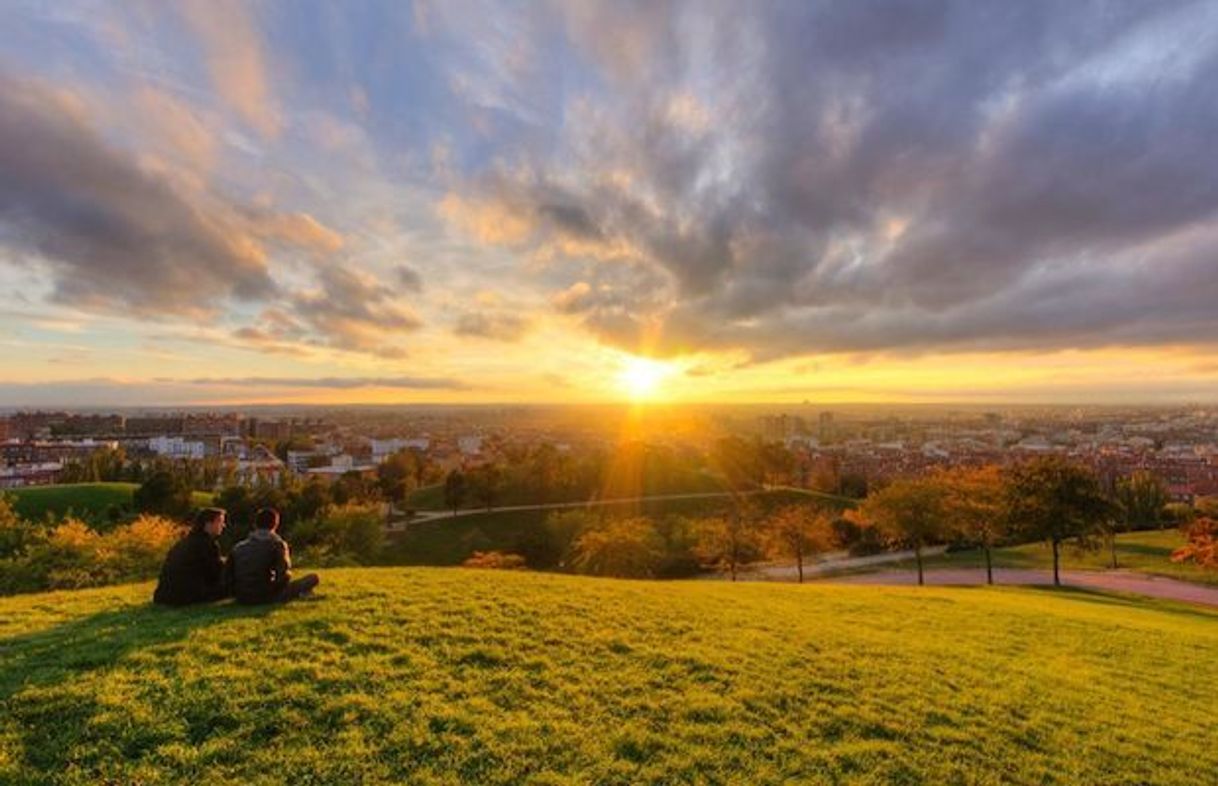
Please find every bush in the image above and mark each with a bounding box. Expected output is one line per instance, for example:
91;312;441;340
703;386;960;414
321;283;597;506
1;515;184;594
463;551;527;570
292;502;385;565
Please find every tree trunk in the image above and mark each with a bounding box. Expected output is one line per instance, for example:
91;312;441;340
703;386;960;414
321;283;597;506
1110;535;1118;570
915;544;924;586
984;545;993;585
1052;538;1061;587
796;551;804;584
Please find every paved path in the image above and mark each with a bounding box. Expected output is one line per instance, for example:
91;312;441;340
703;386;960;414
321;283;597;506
729;547;951;582
823;568;1218;608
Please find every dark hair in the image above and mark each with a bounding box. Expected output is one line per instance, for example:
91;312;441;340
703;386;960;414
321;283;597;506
193;507;226;530
254;508;280;530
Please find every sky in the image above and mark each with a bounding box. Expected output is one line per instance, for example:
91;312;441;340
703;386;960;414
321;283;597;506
2;0;1218;407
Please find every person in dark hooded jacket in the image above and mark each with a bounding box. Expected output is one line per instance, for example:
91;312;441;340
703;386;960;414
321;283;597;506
153;507;230;606
229;508;319;604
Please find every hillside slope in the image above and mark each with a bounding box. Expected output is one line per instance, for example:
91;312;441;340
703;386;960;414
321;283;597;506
2;569;1216;785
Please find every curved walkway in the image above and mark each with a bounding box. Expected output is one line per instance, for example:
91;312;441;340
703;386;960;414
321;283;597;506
822;568;1218;608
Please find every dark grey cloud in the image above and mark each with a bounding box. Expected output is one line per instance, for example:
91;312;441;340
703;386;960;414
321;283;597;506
396;264;424;292
448;1;1218;360
453;310;531;342
0;74;278;315
287;265;422;358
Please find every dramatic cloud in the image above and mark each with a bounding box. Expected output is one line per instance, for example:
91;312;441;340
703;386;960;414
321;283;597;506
0;75;279;315
287;266;422;358
441;1;1218;360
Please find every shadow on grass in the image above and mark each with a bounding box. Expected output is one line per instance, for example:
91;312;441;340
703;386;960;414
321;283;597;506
2;600;290;779
0;601;276;701
1018;585;1218;621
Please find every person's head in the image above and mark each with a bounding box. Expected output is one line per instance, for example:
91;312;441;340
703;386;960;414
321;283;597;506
254;507;280;532
194;507;227;537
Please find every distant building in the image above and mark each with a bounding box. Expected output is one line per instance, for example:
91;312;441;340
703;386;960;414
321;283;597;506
457;435;483;456
0;461;62;488
370;437;430;462
818;412;836;442
251;419;292;441
148;435;206;460
126;416;185;435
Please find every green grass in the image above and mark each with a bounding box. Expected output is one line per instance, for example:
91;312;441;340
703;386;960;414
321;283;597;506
7;483;140;523
7;483;215;527
860;529;1218;587
407;470;730;512
1;569;1215;784
391;489;852;566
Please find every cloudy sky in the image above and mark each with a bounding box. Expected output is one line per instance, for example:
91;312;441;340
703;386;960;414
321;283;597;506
2;0;1218;406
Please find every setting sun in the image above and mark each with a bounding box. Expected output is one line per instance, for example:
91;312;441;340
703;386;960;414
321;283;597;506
616;356;676;400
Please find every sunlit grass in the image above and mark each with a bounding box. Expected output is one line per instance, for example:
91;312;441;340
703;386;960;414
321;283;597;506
2;568;1216;784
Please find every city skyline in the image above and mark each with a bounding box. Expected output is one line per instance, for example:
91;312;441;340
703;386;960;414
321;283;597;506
4;2;1218;406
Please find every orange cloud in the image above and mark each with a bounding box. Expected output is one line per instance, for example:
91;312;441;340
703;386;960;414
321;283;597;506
178;0;281;138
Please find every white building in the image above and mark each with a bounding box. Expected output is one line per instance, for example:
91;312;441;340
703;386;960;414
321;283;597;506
370;437;430;462
457;435;483;456
148;435;205;460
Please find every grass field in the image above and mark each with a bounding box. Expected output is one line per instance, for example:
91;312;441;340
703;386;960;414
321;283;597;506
406;470;730;512
1;569;1215;784
855;529;1218;587
390;489;853;566
6;483;215;526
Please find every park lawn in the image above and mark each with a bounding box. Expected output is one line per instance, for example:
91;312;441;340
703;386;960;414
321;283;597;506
1;569;1216;785
406;470;730;512
6;483;215;526
389;489;853;566
857;529;1218;587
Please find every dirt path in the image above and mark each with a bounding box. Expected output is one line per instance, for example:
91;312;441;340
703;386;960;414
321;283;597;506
822;568;1218;608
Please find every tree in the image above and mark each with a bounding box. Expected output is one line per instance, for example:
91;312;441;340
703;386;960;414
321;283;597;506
133;471;193;519
1004;456;1115;587
763;505;835;583
851;478;948;586
693;502;763;581
377;450;420;503
467;463;504;511
1115;471;1168;532
570;517;665;578
937;465;1005;584
443;470;467;515
1171;517;1218;569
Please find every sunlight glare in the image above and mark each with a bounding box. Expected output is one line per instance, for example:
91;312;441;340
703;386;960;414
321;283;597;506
616;356;676;401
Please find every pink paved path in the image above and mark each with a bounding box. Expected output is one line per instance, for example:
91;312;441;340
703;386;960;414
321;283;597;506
823;569;1218;608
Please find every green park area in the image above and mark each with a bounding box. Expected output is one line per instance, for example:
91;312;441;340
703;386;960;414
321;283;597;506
388;488;853;566
7;483;214;526
1;568;1215;784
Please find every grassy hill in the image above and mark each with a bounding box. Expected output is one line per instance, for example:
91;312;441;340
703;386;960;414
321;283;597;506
2;569;1215;784
6;483;215;524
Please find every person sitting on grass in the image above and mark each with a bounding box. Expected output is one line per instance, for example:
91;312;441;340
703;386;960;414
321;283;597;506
229;507;320;604
153;507;231;606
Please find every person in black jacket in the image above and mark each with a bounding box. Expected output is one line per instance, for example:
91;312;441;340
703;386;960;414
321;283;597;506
153;507;230;606
229;508;319;604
